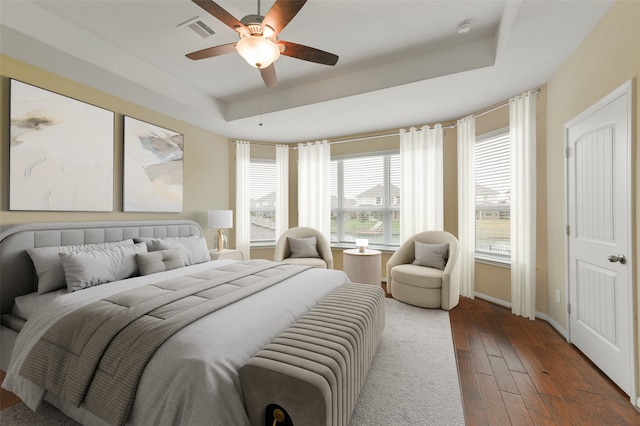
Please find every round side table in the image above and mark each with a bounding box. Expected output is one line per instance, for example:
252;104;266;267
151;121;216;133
343;249;382;286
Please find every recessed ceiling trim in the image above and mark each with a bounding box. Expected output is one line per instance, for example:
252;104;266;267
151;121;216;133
225;36;497;122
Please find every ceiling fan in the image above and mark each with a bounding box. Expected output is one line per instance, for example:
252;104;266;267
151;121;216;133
186;0;339;88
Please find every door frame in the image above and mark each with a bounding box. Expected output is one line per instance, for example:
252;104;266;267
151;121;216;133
563;79;636;405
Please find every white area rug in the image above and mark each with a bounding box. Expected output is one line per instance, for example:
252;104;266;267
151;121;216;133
349;298;465;425
1;298;464;425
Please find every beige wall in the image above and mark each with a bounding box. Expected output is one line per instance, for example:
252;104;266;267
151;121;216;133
0;55;231;247
546;0;639;329
546;0;639;400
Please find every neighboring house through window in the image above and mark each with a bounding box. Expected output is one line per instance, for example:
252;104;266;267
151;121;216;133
331;152;400;248
475;129;511;263
250;160;276;244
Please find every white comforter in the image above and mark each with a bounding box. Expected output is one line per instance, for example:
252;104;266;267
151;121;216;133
3;260;350;426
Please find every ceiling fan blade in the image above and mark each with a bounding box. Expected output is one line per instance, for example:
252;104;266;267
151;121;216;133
186;43;237;60
260;64;278;88
278;41;338;66
262;0;307;37
191;0;247;34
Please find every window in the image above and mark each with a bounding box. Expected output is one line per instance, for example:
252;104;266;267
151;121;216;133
331;152;400;248
475;129;510;263
250;160;276;244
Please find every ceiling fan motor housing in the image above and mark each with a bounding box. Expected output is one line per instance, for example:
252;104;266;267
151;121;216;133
241;14;264;26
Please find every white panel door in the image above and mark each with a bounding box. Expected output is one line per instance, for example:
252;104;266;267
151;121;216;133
566;82;633;398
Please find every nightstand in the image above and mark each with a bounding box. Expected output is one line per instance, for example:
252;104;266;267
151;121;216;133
343;249;382;286
209;249;244;261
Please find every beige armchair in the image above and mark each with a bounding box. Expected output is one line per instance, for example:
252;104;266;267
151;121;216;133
274;227;333;269
386;231;460;310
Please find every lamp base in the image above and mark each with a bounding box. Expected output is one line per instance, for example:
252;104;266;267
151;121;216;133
215;229;228;251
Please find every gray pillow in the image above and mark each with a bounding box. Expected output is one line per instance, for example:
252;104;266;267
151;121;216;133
288;236;321;258
60;242;147;292
136;249;185;276
413;242;449;270
27;239;135;294
151;236;210;266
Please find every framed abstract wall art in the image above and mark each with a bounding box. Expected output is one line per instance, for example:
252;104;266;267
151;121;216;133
123;116;184;212
9;79;114;211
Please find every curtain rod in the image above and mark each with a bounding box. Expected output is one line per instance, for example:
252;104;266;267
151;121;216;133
235;88;540;147
325;88;541;144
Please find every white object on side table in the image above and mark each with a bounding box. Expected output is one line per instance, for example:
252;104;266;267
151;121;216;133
343;248;382;286
209;249;244;261
208;210;233;250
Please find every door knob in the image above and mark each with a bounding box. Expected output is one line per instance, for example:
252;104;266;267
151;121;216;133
607;254;626;264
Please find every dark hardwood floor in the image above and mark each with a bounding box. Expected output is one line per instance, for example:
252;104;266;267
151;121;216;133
0;370;20;410
2;295;639;425
450;296;640;425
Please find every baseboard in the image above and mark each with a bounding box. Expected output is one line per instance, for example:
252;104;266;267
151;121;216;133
473;292;569;338
473;292;510;308
544;315;568;340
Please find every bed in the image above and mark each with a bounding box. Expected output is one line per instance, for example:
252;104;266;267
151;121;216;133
0;220;384;426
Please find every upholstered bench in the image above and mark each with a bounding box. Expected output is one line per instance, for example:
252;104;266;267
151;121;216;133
240;283;385;426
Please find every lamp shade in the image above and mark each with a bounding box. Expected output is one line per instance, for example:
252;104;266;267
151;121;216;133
208;210;233;229
355;238;368;253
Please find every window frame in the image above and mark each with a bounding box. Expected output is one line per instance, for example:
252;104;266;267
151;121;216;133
330;150;400;250
475;127;511;266
249;159;277;246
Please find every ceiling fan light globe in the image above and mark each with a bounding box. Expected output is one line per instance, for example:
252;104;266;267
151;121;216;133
236;35;280;69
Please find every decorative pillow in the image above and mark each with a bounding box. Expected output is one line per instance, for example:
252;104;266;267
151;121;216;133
27;239;135;294
412;242;449;270
288;236;321;258
136;249;185;276
151;236;210;266
60;242;147;292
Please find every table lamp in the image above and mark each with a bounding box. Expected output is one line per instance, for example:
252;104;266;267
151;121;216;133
208;210;233;251
355;239;368;253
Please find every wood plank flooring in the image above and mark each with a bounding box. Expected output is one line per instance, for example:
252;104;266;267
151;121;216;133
450;296;640;425
0;370;20;410
2;295;640;425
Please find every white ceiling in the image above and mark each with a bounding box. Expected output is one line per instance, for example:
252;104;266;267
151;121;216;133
0;0;614;143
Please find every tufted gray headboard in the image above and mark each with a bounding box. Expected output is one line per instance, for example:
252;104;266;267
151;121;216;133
0;220;203;315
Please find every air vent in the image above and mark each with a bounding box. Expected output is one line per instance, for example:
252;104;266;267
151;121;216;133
178;17;215;39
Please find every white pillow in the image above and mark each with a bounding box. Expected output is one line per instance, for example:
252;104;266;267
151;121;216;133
150;236;210;266
60;242;147;292
27;239;135;294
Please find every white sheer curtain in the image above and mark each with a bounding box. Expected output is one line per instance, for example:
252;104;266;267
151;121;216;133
297;140;331;238
235;141;251;260
457;115;476;299
509;91;537;319
399;124;443;243
275;144;289;240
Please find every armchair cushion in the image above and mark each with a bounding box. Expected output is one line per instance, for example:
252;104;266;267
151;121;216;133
412;242;449;270
391;264;443;289
287;236;321;259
